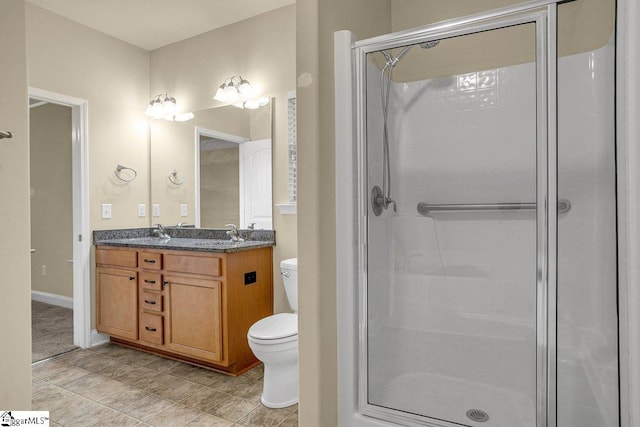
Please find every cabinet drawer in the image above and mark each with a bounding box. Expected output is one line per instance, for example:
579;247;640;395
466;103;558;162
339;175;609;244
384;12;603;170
96;248;137;268
141;291;163;313
140;272;163;291
140;313;164;345
164;254;221;276
139;252;162;270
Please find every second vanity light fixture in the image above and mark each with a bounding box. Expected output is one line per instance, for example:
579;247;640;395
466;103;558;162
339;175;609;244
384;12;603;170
213;76;269;110
145;93;194;121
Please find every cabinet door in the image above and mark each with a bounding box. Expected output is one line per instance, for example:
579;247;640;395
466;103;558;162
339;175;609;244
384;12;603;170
97;267;138;340
165;275;223;363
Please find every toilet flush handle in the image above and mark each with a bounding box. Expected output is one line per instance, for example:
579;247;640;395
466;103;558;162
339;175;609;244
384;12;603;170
281;271;290;278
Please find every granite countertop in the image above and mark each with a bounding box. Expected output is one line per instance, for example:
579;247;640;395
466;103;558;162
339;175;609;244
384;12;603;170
94;228;275;253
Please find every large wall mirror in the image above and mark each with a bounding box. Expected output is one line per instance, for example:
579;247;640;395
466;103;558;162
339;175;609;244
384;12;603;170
149;100;272;229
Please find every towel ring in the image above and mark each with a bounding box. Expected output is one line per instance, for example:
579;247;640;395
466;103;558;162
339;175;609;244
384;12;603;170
115;164;137;183
168;170;186;186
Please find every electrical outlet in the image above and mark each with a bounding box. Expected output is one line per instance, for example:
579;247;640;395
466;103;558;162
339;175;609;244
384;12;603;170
138;204;146;217
41;265;47;276
101;203;112;219
244;271;257;285
180;204;188;217
152;204;160;217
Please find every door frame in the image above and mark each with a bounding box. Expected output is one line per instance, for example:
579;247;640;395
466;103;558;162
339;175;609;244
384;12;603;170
615;0;640;425
193;127;249;228
28;87;91;349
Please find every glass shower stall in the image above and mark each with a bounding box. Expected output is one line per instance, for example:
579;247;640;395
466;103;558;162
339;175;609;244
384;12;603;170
336;1;618;426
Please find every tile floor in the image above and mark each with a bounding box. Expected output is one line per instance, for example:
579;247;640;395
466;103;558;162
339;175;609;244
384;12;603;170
32;343;298;427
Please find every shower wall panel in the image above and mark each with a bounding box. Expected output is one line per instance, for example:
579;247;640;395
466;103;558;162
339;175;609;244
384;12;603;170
369;39;617;427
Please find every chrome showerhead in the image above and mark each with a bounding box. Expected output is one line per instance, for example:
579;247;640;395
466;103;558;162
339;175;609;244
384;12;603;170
420;40;440;49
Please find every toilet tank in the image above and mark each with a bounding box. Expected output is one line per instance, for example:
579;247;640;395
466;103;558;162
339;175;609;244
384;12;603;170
280;258;298;312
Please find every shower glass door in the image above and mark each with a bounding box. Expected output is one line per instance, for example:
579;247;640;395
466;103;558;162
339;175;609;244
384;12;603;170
358;9;552;427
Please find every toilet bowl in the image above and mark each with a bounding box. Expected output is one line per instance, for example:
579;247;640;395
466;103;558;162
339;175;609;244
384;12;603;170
247;258;298;408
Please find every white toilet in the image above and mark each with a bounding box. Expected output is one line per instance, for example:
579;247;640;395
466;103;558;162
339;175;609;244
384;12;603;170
247;257;298;408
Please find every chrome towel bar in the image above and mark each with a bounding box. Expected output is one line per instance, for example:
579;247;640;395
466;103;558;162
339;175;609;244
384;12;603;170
417;199;571;216
0;130;13;139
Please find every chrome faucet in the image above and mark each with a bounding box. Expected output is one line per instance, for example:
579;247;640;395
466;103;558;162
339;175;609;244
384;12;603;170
225;224;244;242
154;224;171;239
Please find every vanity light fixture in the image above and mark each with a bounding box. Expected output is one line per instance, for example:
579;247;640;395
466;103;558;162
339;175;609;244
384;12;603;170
213;76;257;104
145;94;193;121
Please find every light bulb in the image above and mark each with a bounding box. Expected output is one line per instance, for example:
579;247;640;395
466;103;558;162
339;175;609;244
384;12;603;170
144;102;155;116
150;100;164;119
163;97;177;117
213;84;227;102
223;85;238;102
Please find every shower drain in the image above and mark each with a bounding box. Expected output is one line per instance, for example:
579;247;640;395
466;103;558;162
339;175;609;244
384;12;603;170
466;409;490;423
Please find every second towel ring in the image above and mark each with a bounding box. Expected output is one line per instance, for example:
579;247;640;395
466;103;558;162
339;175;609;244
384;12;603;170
115;164;137;182
168;170;186;186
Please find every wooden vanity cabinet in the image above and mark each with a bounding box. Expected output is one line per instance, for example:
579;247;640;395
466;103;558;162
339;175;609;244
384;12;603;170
96;248;139;340
164;274;223;363
95;245;273;375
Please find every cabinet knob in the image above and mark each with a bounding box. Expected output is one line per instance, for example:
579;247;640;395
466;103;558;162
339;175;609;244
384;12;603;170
129;276;135;281
162;281;169;288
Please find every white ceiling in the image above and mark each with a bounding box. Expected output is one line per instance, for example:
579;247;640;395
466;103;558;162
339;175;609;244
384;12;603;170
26;0;295;51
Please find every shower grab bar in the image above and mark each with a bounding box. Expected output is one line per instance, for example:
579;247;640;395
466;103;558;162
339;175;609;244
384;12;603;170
417;199;571;216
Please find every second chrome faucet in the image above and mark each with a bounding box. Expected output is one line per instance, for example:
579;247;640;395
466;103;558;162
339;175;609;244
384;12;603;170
225;224;244;242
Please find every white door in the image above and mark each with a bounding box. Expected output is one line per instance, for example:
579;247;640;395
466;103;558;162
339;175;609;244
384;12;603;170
239;138;272;229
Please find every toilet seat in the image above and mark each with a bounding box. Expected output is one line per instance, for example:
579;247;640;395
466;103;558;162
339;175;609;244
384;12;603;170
248;313;298;345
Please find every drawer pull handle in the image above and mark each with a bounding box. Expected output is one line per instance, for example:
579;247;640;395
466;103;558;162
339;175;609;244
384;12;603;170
129;276;135;281
144;279;156;284
145;326;157;332
163;281;169;288
144;259;157;264
144;299;157;305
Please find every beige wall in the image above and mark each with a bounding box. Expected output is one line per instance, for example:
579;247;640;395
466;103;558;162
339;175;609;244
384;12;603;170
30;103;73;298
391;0;614;56
26;3;151;232
150;5;297;313
296;0;391;424
389;0;614;82
200;147;240;228
0;0;32;409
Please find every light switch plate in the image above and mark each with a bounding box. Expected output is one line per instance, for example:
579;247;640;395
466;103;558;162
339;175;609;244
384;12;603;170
152;204;160;217
180;204;188;217
138;204;146;217
101;203;112;219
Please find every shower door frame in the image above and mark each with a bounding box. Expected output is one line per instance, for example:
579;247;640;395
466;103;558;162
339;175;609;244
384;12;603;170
350;1;564;426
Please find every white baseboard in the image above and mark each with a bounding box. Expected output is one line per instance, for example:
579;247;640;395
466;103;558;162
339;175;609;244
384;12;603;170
31;290;73;309
90;330;110;347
